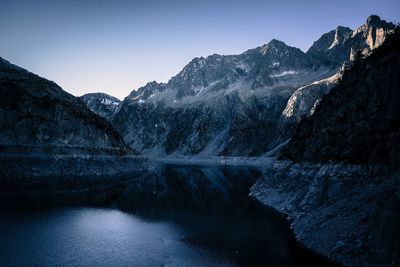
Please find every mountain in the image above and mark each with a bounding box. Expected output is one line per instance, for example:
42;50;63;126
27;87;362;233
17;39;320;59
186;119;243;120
283;27;400;168
110;16;395;157
80;93;121;120
0;57;131;155
111;39;333;156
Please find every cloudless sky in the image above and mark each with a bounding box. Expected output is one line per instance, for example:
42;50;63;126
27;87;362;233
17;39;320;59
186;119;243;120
1;0;399;99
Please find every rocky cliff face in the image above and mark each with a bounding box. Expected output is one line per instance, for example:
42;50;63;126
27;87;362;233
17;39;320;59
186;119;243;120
0;58;131;154
112;85;298;156
268;16;396;151
283;28;400;168
307;15;396;67
110;16;395;157
80;93;121;120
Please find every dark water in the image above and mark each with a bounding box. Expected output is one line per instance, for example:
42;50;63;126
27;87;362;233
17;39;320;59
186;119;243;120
0;208;235;266
0;165;339;267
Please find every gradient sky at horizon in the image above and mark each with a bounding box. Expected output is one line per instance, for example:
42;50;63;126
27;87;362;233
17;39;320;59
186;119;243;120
1;0;399;99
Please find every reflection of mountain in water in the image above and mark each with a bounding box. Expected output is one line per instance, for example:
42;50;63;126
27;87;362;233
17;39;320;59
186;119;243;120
116;165;341;267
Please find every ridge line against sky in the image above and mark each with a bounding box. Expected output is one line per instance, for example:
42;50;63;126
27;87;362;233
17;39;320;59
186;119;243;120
1;0;399;99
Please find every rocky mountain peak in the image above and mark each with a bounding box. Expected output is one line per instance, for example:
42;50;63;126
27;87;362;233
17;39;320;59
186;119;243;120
330;26;352;48
307;15;396;67
127;81;167;101
186;56;207;70
306;26;351;58
365;15;390;28
349;15;396;58
259;39;291;55
355;15;396;35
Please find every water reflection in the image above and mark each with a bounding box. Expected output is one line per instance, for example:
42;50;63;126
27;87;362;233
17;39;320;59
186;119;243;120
0;165;341;266
0;208;234;266
116;165;262;214
115;164;341;267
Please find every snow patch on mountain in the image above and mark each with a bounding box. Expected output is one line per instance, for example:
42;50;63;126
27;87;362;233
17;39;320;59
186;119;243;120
269;70;298;78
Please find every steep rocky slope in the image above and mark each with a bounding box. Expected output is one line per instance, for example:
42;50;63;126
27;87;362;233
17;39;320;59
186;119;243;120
80;93;121;120
283;28;400;168
0;58;131;154
307;15;396;68
276;16;396;146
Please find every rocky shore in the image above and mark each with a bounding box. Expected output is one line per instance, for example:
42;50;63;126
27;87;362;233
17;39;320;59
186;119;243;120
251;160;400;267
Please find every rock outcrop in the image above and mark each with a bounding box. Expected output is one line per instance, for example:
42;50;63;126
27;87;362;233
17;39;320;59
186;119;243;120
307;15;396;67
251;161;400;267
276;16;396;149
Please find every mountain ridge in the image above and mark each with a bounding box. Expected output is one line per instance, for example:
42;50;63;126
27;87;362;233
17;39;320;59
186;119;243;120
0;56;134;155
83;15;396;158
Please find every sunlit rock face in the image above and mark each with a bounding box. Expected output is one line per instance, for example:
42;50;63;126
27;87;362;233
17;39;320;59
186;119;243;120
307;15;396;67
0;57;131;154
110;16;396;157
270;16;396;148
283;28;400;167
80;93;121;121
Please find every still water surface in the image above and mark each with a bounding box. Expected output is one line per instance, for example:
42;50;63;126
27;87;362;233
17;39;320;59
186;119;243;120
0;208;236;266
0;165;338;267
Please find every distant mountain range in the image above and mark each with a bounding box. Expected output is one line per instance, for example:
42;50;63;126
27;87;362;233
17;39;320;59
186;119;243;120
83;15;396;157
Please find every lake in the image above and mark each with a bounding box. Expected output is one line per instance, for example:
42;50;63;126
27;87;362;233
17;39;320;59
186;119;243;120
0;165;339;266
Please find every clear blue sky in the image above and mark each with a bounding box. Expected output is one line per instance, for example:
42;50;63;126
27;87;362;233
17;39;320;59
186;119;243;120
1;0;399;99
